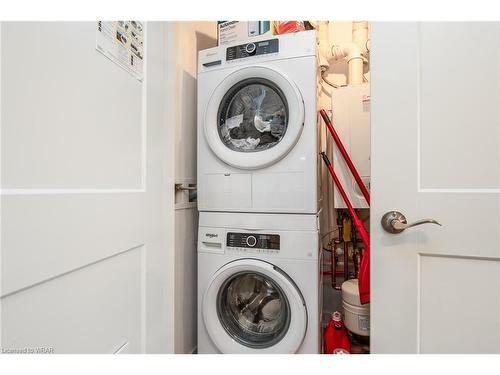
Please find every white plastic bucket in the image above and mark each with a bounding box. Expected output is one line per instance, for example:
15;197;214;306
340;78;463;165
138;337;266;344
341;279;370;336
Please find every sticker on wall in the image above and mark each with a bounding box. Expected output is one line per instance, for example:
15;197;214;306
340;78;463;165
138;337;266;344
96;21;144;81
362;95;370;112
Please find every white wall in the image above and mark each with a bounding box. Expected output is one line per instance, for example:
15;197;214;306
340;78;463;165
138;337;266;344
169;21;217;354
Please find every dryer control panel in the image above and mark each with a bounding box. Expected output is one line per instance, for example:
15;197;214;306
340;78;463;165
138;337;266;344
226;232;280;251
226;39;279;61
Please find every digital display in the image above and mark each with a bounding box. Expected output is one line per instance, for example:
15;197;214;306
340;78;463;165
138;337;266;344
226;38;279;61
227;232;280;250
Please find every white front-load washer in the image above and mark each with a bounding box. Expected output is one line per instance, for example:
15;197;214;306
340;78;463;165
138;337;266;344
197;212;322;353
197;30;320;214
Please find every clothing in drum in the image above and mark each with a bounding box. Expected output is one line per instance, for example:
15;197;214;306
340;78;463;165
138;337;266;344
217;78;289;152
217;271;291;349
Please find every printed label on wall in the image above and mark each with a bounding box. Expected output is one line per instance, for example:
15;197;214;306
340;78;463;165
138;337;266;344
362;95;371;112
96;21;144;81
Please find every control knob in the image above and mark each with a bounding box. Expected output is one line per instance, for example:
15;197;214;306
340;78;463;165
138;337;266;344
246;235;257;247
245;43;257;55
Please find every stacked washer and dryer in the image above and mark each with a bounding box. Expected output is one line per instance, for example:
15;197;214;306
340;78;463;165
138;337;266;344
197;30;322;353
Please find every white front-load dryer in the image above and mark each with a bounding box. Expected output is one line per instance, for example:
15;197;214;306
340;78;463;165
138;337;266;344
197;212;322;354
197;30;320;214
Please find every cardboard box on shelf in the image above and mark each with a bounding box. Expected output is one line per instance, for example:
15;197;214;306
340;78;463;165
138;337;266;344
217;21;272;45
217;21;312;46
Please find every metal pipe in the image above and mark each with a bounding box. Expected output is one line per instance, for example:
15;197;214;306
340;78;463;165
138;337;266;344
343;241;349;281
331;243;336;288
333;243;342;291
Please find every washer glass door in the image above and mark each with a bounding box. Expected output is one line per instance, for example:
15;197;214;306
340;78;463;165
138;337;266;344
202;259;307;353
217;271;291;349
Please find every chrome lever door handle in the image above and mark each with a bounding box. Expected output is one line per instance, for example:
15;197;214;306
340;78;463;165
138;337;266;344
381;211;442;234
175;183;197;191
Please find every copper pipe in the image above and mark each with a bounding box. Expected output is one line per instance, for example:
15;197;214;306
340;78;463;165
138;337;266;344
343;241;349;281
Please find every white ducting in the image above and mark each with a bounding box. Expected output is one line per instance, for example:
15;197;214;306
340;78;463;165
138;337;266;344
318;21;369;85
330;43;364;85
352;21;369;57
317;21;330;72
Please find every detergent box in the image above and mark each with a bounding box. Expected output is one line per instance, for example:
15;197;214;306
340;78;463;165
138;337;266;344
217;21;273;45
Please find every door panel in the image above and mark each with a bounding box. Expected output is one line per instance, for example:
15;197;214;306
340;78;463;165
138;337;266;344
1;22;173;353
2;246;144;354
1;22;143;189
419;255;500;353
371;22;500;353
1;194;144;295
418;23;500;189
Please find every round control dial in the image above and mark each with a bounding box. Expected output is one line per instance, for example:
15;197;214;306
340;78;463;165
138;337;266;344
245;43;256;55
245;235;257;247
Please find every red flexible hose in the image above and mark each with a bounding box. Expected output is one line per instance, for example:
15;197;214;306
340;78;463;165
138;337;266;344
320;109;371;206
320;152;370;304
321;153;369;249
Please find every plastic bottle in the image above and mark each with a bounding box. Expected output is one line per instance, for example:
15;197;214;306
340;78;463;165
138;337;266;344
324;311;351;354
273;21;306;35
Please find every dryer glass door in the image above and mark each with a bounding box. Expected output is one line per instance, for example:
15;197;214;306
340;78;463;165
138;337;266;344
217;271;291;349
218;78;288;153
204;66;305;170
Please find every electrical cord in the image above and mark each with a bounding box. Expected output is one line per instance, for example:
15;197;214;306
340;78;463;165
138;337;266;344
321;70;340;89
321;228;339;240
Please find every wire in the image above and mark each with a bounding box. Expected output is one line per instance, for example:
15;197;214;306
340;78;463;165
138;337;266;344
321;228;339;240
321;70;340;89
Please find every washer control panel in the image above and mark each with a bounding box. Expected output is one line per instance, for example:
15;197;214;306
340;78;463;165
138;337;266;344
226;232;280;252
226;39;279;61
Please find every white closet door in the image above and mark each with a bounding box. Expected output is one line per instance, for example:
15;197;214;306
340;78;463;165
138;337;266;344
1;22;174;353
371;22;500;353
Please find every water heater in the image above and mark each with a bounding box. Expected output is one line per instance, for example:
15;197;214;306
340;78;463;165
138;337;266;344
332;83;370;209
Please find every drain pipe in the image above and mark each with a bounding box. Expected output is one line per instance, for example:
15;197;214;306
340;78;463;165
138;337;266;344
318;21;369;86
352;21;370;58
331;43;364;85
317;21;331;73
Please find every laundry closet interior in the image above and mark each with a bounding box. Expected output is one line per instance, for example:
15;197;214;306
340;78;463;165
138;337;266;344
3;18;500;356
194;21;371;354
1;21;371;355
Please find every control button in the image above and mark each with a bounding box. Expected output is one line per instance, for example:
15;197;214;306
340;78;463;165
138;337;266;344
246;235;257;247
245;43;256;55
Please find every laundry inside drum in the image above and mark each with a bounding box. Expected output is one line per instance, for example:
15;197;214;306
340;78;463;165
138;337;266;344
217;271;291;349
217;78;288;152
